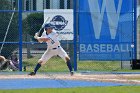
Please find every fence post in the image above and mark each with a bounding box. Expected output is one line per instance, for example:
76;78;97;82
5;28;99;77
73;0;77;71
18;0;22;71
134;0;137;59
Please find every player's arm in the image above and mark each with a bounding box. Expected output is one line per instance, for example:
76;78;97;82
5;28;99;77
36;37;50;42
34;33;50;43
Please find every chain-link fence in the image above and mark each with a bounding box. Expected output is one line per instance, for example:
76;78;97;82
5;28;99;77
0;0;139;73
0;1;19;57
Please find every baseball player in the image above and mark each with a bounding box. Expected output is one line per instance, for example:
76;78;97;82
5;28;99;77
28;23;74;76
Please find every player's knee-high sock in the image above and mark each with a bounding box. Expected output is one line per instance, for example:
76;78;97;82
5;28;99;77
34;63;41;74
66;60;72;72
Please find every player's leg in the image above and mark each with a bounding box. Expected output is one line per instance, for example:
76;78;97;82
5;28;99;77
65;56;73;76
57;47;73;76
29;49;53;75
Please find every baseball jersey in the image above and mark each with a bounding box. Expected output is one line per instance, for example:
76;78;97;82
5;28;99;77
41;31;60;49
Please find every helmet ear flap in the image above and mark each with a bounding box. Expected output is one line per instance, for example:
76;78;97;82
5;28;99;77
44;28;48;31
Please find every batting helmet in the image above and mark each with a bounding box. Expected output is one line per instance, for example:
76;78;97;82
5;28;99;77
44;23;53;30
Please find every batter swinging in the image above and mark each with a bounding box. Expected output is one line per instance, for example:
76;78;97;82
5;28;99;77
28;23;73;76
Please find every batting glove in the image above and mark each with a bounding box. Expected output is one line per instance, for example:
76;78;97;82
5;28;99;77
34;32;39;39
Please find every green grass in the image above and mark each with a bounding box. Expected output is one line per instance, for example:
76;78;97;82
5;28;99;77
0;86;140;93
23;56;122;72
78;61;120;71
22;56;140;72
23;56;70;72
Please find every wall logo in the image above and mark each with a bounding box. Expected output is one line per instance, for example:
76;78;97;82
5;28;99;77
88;0;123;39
50;15;68;31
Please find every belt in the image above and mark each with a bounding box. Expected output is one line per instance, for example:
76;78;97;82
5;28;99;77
52;46;60;50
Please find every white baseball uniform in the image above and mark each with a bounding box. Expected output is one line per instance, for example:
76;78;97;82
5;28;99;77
39;31;69;64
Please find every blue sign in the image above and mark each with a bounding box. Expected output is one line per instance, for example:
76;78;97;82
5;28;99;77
79;0;135;60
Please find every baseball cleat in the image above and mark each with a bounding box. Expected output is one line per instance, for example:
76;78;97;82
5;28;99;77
70;71;74;76
28;72;36;76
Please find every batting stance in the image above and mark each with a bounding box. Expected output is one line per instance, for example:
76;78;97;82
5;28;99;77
29;23;73;76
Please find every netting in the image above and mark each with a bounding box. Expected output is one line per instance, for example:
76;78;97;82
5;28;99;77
0;0;139;73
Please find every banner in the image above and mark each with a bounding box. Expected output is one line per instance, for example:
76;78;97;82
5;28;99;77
44;9;73;40
79;0;135;60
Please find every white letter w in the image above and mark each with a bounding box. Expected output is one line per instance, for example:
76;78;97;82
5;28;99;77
88;0;122;39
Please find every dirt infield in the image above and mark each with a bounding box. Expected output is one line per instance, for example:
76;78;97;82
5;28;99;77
0;73;140;85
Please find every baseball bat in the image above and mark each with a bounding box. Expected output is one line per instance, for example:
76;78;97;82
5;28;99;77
37;17;50;35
